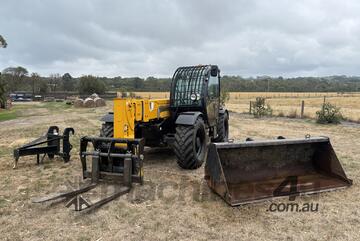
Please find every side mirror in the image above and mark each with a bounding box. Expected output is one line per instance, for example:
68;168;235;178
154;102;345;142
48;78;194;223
210;66;218;77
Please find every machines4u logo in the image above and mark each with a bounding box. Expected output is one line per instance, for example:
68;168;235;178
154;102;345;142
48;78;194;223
268;176;319;213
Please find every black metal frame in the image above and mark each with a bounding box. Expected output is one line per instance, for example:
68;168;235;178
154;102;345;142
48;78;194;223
169;65;223;134
79;136;145;184
33;136;145;212
13;126;74;169
170;65;210;109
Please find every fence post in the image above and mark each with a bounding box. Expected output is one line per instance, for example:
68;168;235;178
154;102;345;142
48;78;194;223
249;101;252;114
300;100;305;118
322;96;326;112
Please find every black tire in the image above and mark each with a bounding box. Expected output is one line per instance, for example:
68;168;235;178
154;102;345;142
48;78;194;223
97;122;114;151
100;122;114;137
173;118;208;169
214;112;229;142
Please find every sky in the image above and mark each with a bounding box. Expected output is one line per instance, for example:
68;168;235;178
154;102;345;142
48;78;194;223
1;0;360;78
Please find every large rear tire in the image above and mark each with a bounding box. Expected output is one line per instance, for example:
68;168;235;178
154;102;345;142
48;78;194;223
173;118;208;169
214;112;229;142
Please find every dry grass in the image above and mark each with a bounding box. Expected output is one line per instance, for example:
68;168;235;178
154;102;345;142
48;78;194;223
0;102;359;240
228;92;360;122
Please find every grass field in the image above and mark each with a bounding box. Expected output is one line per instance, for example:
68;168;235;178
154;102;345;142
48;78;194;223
0;101;359;240
0;110;17;122
0;102;73;122
132;92;360;122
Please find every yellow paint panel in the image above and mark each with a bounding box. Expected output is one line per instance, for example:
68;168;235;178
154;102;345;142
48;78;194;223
146;99;170;120
113;98;170;140
113;99;135;139
135;100;142;121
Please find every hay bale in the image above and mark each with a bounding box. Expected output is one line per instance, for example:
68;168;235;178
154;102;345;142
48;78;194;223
94;97;106;107
66;96;78;102
90;93;99;99
74;99;84;108
84;98;95;108
44;97;55;102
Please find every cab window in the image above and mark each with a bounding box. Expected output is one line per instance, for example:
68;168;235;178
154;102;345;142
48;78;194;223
208;74;219;98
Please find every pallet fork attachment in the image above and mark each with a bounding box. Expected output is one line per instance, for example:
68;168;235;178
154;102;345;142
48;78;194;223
13;126;74;169
32;137;145;212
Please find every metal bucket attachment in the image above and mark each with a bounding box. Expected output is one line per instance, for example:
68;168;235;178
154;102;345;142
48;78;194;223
205;137;352;206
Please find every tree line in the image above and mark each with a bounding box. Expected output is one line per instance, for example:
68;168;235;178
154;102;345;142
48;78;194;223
221;75;360;92
0;66;172;95
1;66;360;95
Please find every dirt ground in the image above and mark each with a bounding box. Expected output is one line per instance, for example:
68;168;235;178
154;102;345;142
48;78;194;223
0;102;359;241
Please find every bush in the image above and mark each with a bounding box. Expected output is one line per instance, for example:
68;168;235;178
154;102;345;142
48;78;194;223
316;102;342;124
220;88;230;105
251;97;273;118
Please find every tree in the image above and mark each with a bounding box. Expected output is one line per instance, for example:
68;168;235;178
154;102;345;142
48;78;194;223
30;73;41;95
2;66;28;91
0;35;7;48
2;66;28;78
133;77;144;89
0;74;6;108
62;73;74;91
78;75;106;94
0;36;6;107
37;77;48;95
48;73;61;92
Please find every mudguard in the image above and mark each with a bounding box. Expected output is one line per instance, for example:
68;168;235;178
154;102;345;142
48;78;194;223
175;112;203;125
101;112;114;123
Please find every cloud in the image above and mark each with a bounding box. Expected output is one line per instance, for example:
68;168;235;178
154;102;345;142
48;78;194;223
1;0;360;77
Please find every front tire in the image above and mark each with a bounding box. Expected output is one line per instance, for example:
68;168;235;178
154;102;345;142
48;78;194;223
100;122;114;137
173;118;208;169
214;112;229;142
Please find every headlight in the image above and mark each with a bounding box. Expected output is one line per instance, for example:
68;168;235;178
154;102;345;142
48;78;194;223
190;93;197;101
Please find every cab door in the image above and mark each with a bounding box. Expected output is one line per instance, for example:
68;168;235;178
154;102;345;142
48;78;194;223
206;67;220;127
